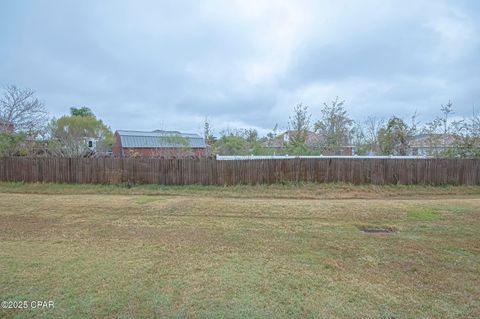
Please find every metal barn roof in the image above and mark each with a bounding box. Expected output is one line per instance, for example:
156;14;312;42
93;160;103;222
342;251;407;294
116;130;206;148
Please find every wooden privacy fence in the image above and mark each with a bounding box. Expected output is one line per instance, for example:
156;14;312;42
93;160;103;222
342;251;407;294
0;157;479;185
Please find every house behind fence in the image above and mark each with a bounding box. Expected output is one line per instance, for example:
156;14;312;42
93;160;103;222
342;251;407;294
262;130;356;155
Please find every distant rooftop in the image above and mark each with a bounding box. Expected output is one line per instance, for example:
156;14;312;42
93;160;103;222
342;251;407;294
116;130;206;148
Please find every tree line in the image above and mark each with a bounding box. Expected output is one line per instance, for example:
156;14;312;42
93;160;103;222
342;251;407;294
0;85;479;158
206;97;479;158
0;85;113;157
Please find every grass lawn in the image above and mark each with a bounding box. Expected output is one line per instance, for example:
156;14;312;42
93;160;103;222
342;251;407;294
0;183;479;318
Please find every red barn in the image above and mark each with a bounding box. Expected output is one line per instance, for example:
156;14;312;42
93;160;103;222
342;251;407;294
113;130;207;157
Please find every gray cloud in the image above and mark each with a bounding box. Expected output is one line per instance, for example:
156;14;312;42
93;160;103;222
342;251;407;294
1;0;479;135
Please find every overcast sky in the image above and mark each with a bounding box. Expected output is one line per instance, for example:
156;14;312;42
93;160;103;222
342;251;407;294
1;0;479;135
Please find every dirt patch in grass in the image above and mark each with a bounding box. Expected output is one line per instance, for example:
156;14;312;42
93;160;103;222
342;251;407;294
0;214;58;239
358;225;396;233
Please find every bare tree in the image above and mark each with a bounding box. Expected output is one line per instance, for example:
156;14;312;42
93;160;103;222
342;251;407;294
423;101;463;156
350;122;365;150
470;105;480;138
364;116;384;153
425;102;456;133
447;105;480;158
314;97;354;149
0;85;48;134
440;101;454;136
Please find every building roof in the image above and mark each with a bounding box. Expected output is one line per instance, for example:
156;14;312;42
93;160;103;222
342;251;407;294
410;133;456;148
116;130;206;148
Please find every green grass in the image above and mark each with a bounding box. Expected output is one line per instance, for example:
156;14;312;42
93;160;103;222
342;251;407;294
132;196;164;205
1;182;480;199
0;183;479;318
407;207;442;221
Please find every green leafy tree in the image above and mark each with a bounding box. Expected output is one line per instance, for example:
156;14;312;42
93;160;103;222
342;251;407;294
0;132;28;156
245;129;263;154
378;116;414;155
244;129;257;144
49;112;113;157
213;134;247;155
212;128;262;155
70;107;95;117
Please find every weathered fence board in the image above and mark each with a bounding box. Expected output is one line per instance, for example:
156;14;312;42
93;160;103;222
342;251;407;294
0;157;478;185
